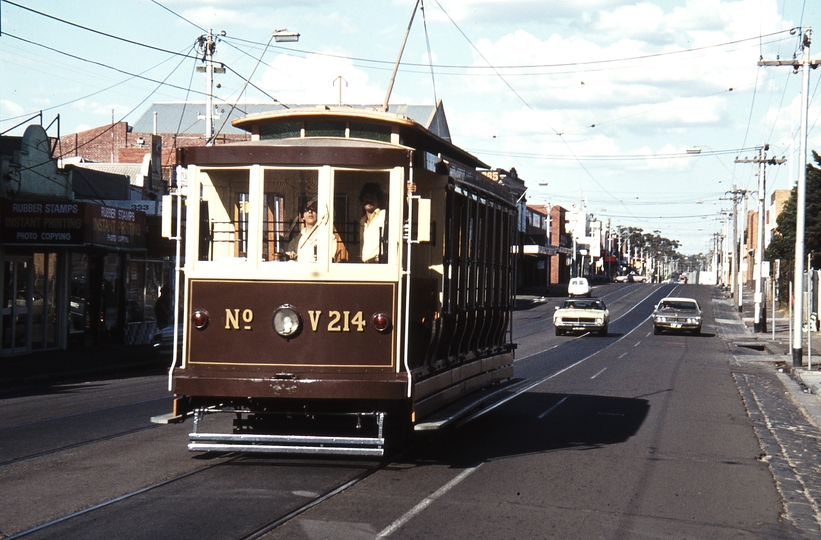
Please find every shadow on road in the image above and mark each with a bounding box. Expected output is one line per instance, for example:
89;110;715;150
405;392;650;467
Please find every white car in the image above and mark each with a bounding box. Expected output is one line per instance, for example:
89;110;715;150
652;297;702;335
567;277;591;297
553;298;609;336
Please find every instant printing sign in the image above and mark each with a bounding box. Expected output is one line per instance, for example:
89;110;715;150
1;200;146;250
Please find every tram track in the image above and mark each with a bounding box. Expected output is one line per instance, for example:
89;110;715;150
2;454;237;540
5;450;394;540
0;424;160;468
0;394;173;468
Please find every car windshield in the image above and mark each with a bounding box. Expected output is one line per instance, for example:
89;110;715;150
660;301;697;310
562;300;604;310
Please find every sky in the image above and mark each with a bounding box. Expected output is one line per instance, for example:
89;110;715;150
2;0;820;255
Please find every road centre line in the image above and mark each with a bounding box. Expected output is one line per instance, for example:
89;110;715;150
468;286;673;430
459;310;656;427
590;367;607;379
618;353;627;359
538;395;570;419
515;285;667;366
376;465;481;538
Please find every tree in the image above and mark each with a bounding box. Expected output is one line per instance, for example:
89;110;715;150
765;151;821;293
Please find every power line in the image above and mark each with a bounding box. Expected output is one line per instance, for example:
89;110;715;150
3;33;206;99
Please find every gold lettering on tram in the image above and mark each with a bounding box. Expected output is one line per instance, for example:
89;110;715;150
327;311;342;332
306;310;367;332
308;310;321;332
225;308;254;330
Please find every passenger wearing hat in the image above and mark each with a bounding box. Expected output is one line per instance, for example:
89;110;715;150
286;199;347;262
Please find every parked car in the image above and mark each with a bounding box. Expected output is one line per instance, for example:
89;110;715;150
567;277;591;297
614;274;629;283
152;323;183;355
553;298;609;336
652;297;702;335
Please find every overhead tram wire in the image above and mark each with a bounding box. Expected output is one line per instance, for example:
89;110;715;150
1;0;199;60
471;147;758;162
2;32;276;120
7;43;196;187
431;0;635;220
1;41;199;126
3;34;208;99
220;26;794;74
148;0;206;33
210;33;290;145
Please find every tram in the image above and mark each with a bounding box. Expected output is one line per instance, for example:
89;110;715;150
168;104;518;455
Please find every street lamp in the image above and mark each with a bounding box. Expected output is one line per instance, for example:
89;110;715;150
273;29;300;42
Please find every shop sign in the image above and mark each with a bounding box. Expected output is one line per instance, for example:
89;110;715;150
1;200;146;249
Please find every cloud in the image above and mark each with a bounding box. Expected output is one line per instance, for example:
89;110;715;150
71;100;131;119
1;99;25;118
257;52;385;105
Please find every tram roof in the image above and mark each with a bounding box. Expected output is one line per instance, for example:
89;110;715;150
231;105;489;170
132;101;488;169
132;102;449;139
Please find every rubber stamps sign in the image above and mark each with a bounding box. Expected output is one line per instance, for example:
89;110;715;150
1;200;146;250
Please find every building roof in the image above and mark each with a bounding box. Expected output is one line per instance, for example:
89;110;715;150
131;102;451;141
67;162;145;184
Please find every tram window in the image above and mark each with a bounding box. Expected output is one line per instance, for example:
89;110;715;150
349;122;391;143
333;170;390;264
305;120;345;138
262;169;322;262
199;169;250;261
260;121;301;140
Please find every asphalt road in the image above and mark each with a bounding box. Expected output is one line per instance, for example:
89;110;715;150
1;283;819;539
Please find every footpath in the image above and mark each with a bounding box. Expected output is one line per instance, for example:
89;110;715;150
0;342;169;393
716;283;821;428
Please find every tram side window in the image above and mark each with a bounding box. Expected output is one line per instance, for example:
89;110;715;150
199;169;251;260
333;170;390;263
262;169;326;262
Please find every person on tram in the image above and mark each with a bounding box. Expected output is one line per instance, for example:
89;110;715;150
287;199;347;262
358;183;387;263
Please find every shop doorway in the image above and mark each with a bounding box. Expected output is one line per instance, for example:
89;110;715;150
2;257;33;355
2;253;61;356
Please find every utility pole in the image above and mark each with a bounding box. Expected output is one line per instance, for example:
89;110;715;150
721;187;747;311
196;29;226;146
759;27;819;367
735;145;786;332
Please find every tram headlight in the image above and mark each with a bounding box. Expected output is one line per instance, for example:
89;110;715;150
372;312;392;333
273;305;302;338
192;309;209;330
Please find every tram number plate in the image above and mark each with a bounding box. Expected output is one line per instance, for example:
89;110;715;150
309;310;366;332
224;309;367;332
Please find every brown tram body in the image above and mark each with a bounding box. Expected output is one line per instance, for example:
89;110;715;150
170;106;517;455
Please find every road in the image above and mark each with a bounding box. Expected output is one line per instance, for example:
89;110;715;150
0;283;818;539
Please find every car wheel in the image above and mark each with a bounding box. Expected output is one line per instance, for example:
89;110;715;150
555;328;564;336
598;326;608;337
693;327;701;335
654;326;661;335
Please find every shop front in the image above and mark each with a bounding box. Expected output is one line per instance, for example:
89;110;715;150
1;200;151;355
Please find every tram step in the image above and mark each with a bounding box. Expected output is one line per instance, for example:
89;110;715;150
188;432;385;456
414;377;529;431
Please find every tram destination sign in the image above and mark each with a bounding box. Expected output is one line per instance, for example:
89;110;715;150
1;200;146;250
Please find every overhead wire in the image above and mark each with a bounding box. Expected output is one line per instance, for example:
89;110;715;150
431;0;637;221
